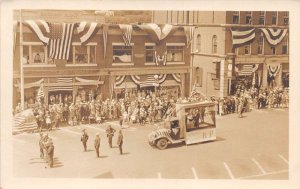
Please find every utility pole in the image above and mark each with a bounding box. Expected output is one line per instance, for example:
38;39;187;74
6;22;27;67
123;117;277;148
19;9;24;110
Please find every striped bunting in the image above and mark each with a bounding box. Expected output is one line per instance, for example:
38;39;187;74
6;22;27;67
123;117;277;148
238;64;254;76
268;65;281;77
154;128;171;138
24;20;50;44
102;24;109;59
155;51;167;66
13;109;38;134
140;74;157;88
48;23;75;60
171;73;181;83
130;75;141;85
260;28;288;46
183;26;194;47
137;24;174;43
119;24;133;46
48;77;73;91
231;28;255;47
77;21;100;45
115;75;126;86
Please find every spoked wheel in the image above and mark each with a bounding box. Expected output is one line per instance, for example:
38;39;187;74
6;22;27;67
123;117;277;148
156;138;168;150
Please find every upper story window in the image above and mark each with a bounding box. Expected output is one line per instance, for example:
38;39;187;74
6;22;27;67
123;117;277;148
272;12;277;25
196;34;201;52
22;42;52;65
166;44;184;62
145;44;155;63
283;12;289;25
258;35;264;55
112;44;133;64
212;35;218;54
244;43;251;55
259;11;265;25
245;11;252;24
69;43;97;64
271;46;276;55
232;11;239;24
282;36;288;54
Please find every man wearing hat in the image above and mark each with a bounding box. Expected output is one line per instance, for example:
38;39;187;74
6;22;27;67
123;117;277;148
39;133;44;158
117;130;123;155
47;139;55;168
94;133;101;158
106;125;116;148
81;129;89;152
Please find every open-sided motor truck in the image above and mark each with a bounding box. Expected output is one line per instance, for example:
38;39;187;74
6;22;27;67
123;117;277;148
148;101;216;149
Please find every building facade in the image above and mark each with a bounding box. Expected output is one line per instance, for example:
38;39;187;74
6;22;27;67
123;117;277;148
13;10;191;108
153;11;289;98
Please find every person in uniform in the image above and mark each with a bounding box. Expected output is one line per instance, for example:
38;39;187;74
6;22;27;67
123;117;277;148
81;129;89;152
106;125;116;148
42;134;49;163
117;130;123;155
39;133;44;158
47;140;54;168
94;133;100;158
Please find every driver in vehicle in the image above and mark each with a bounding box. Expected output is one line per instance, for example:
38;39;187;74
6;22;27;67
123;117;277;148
170;121;180;139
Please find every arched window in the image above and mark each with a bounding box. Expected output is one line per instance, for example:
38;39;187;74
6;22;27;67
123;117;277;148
196;34;201;52
212;35;218;54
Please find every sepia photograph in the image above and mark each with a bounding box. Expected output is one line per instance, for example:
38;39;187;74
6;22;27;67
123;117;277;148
1;1;300;189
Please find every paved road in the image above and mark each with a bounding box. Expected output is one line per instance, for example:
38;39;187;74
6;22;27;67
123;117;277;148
13;108;289;179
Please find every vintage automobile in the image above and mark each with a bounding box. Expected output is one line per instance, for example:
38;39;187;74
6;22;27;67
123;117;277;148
148;101;216;149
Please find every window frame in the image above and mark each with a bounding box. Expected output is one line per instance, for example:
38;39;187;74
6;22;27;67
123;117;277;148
283;12;289;26
232;11;240;24
245;11;252;24
145;42;155;65
259;11;265;25
258;34;264;55
271;11;278;25
244;43;251;55
22;42;55;67
67;42;97;66
166;43;185;65
271;46;276;55
112;42;134;66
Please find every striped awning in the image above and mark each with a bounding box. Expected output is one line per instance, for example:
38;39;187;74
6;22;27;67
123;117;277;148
48;77;73;91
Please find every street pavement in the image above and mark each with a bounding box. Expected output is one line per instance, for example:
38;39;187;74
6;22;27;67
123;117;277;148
13;107;289;179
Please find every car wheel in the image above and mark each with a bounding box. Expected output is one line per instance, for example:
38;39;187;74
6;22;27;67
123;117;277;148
156;138;168;150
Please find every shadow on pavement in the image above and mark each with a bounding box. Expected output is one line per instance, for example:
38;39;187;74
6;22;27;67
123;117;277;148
99;155;108;158
94;171;114;178
121;152;130;155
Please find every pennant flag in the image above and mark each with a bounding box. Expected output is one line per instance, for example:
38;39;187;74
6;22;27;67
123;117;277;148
154;51;167;66
183;26;194;47
48;23;75;60
37;83;44;102
119;24;133;46
24;20;50;44
231;27;255;47
102;25;109;59
260;28;288;46
77;21;100;45
137;24;174;43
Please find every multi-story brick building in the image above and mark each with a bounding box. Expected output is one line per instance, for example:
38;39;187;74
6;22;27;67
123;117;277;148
13;10;191;108
153;11;289;98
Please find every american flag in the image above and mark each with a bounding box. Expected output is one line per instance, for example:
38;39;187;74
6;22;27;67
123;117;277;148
119;24;133;46
231;27;255;47
48;77;73;92
238;64;254;76
13;109;38;134
48;23;75;60
37;84;44;102
140;74;157;88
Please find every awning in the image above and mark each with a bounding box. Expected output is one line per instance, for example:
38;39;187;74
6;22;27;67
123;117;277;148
114;81;137;89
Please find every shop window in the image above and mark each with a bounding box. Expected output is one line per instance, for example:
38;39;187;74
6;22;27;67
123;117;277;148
22;43;48;65
283;12;289;25
113;45;133;63
245;11;252;24
212;35;218;54
166;46;184;62
258;35;264;54
271;47;276;55
71;43;96;64
259;11;265;25
272;12;277;25
244;43;251;55
232;11;239;24
145;45;155;63
196;34;201;52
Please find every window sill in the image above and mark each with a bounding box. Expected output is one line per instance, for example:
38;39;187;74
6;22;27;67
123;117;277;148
112;63;134;66
23;64;56;68
145;62;156;66
166;62;185;65
66;64;97;67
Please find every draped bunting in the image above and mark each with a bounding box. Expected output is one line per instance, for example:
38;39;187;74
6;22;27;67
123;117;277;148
102;24;109;59
231;27;255;47
77;21;100;45
260;28;288;46
268;64;281;77
119;24;133;46
235;64;260;76
75;77;102;85
154;51;167;66
115;75;126;86
24;20;50;44
183;26;194;47
137;24;174;43
130;75;141;85
14;78;44;89
13;109;38;134
171;73;181;83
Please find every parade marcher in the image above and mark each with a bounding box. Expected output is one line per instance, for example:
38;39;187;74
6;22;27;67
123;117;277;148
45;111;52;131
117;130;123;155
237;95;245;118
39;133;44;158
106;125;116;148
94;133;100;158
47;140;54;168
42;134;49;164
81;129;89;152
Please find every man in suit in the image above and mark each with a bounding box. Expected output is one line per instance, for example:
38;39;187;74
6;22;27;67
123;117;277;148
47;140;55;168
117;130;123;155
106;125;115;148
94;133;100;158
39;133;44;158
81;129;89;151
